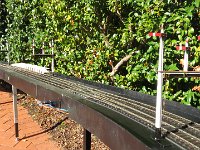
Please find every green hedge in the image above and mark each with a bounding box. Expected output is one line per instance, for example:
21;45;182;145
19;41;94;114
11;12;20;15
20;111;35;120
1;0;200;107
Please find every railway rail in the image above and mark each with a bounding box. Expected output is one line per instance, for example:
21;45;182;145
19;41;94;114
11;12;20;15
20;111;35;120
0;63;200;149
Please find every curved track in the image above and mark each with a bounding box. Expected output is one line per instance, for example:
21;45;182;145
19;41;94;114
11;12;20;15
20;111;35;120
1;64;200;149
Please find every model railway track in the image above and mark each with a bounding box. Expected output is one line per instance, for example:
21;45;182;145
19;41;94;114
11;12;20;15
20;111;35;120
1;64;200;149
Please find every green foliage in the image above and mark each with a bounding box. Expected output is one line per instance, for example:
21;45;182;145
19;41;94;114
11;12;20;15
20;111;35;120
0;0;200;107
0;0;7;61
0;0;7;37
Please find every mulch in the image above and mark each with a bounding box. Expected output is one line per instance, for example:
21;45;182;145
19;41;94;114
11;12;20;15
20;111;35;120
17;94;110;150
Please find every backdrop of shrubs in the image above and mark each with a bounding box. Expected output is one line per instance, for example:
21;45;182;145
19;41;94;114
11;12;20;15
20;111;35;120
0;0;200;107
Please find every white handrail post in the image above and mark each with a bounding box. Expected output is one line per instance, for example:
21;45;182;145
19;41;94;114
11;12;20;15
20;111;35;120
51;39;54;72
183;39;189;71
32;39;35;55
12;85;19;141
42;42;45;54
155;25;164;140
6;42;10;65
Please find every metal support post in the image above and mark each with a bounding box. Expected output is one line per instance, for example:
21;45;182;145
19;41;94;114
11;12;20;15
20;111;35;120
51;39;55;72
183;50;189;71
176;39;190;71
12;85;19;141
83;129;91;150
8;51;10;65
6;42;10;65
32;39;35;55
155;26;164;140
183;39;189;71
42;42;45;54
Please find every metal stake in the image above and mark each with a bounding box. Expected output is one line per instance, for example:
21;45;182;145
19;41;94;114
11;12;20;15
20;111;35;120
12;85;19;141
83;129;91;150
155;26;164;140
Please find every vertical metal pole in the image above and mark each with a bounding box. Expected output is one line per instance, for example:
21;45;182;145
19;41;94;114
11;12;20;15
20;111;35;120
51;39;54;72
155;26;164;140
6;42;10;65
8;52;10;65
12;85;19;141
32;39;35;55
42;42;45;54
183;39;189;71
83;129;91;150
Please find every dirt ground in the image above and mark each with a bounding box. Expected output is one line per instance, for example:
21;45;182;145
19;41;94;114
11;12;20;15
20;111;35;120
17;94;110;150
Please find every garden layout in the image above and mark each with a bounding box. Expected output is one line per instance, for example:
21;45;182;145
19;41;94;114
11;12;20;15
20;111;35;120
0;0;200;149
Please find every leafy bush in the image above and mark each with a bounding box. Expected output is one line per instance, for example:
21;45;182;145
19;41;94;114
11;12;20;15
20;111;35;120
1;0;200;107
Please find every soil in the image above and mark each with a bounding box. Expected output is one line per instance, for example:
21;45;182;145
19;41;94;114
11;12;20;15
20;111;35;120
17;94;110;150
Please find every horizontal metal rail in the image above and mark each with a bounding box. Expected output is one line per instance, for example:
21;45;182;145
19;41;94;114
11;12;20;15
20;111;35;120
159;71;200;78
32;54;55;57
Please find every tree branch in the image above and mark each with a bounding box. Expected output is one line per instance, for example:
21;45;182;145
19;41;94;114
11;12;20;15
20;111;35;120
110;50;139;76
